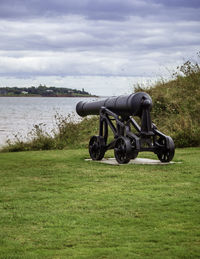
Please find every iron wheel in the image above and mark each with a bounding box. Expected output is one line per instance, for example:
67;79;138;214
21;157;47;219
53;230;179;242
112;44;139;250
89;136;106;160
114;136;132;164
157;136;175;162
129;137;138;159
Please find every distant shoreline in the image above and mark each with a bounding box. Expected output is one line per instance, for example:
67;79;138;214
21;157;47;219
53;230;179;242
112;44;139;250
0;85;96;98
0;95;98;98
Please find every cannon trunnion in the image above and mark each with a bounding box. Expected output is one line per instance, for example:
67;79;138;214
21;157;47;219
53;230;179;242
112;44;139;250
76;92;175;164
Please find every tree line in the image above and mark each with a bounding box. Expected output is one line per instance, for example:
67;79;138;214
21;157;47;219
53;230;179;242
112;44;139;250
0;85;91;97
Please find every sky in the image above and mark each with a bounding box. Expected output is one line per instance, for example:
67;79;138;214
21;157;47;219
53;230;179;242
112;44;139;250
0;0;199;96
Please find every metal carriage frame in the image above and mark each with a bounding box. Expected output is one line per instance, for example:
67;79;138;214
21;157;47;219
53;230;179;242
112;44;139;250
89;101;175;164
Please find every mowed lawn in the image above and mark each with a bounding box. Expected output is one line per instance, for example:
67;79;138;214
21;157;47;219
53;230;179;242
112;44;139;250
0;148;199;258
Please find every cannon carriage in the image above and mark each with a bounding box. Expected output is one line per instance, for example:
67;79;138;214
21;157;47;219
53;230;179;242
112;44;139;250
76;92;175;164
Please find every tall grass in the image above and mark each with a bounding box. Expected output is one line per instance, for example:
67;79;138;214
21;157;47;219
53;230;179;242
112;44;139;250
1;114;99;152
134;54;200;147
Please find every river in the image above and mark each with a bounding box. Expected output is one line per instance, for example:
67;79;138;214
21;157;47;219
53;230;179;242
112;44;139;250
0;97;98;147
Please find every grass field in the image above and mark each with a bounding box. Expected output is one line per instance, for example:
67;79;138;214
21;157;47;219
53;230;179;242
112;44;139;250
0;148;200;258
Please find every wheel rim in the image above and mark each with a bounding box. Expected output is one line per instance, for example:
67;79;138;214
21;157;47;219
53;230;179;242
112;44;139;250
114;137;132;164
89;136;105;160
157;136;175;162
129;138;138;159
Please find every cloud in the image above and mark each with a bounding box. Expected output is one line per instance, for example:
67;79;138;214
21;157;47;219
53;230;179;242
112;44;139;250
0;0;199;21
0;0;199;95
153;0;200;8
0;16;199;76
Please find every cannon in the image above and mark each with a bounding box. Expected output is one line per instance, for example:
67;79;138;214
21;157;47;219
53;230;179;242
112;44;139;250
76;92;175;164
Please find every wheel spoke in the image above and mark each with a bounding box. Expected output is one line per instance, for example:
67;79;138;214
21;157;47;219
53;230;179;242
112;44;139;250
157;136;175;162
89;136;105;161
114;137;131;164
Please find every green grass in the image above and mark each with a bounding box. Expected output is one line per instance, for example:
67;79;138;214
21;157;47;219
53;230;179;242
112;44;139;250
0;148;200;258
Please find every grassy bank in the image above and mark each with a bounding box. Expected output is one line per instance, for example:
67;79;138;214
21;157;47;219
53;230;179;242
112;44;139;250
0;148;200;258
134;59;200;147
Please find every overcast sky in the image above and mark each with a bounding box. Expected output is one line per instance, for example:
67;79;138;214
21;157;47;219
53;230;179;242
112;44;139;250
0;0;199;95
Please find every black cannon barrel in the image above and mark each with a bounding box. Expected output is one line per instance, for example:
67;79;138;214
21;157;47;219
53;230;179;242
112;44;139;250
76;92;152;117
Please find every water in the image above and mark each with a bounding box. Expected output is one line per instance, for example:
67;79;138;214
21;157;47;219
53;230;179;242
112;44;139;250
0;97;98;147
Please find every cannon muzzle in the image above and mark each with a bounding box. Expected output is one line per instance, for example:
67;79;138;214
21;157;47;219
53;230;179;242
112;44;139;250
76;92;152;117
